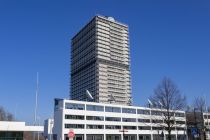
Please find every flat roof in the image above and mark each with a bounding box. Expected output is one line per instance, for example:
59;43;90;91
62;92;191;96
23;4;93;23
0;121;44;132
56;98;185;113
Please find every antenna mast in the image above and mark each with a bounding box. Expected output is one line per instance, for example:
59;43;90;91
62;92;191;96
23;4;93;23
34;72;39;126
33;72;39;140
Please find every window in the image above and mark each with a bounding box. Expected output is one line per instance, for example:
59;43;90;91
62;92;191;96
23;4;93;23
176;121;185;124
123;126;137;130
87;135;103;140
165;127;175;130
106;135;121;140
106;125;121;129
65;115;84;120
152;120;163;123
65;124;84;129
65;103;85;110
137;109;150;115
204;115;210;119
86;105;104;112
105;106;121;113
87;125;104;129
122;108;136;114
138;126;151;130
151;111;162;116
162;112;174;116
86;116;104;121
138;119;150;123
139;135;151;140
152;127;163;130
105;117;121;122
122;118;136;122
176;127;185;130
175;113;185;117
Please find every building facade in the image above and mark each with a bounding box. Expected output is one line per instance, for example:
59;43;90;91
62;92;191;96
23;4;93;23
203;112;210;139
53;99;187;140
186;111;210;140
44;119;54;140
70;15;131;105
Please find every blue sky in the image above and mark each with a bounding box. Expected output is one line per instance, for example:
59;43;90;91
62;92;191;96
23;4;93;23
0;0;209;124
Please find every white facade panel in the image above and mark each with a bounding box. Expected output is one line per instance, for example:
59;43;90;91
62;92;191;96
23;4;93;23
53;99;187;140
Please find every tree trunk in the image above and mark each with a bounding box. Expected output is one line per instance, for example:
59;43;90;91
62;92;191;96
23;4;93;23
168;130;172;140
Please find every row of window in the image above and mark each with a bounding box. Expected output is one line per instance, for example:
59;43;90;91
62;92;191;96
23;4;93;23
72;21;95;46
64;124;185;131
72;43;95;66
65;103;185;117
204;115;210;119
65;115;186;124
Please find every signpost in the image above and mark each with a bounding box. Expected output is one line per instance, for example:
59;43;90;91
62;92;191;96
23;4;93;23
119;129;128;140
68;130;75;140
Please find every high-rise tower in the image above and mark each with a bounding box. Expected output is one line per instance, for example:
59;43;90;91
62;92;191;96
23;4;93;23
70;15;131;105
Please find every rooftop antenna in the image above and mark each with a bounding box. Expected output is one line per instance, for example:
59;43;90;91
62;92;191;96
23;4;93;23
147;99;153;108
159;101;163;108
86;90;94;101
108;94;116;103
128;98;132;106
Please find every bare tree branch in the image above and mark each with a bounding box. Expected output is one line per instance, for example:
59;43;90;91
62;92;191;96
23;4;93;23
0;106;15;121
149;77;186;140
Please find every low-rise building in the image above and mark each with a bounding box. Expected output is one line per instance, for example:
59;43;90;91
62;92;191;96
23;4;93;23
44;119;54;140
0;121;44;140
53;99;187;140
204;112;210;140
186;111;210;140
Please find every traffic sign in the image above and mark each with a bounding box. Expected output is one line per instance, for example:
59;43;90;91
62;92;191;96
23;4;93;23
68;130;75;138
191;128;199;138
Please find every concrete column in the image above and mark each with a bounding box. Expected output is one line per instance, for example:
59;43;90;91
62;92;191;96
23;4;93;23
136;134;139;140
121;133;124;140
84;134;86;140
151;133;153;140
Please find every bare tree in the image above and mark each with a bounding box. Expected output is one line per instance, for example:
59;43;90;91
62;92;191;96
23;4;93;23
0;107;6;121
6;113;14;121
193;97;206;113
193;96;208;140
0;106;14;121
150;77;186;140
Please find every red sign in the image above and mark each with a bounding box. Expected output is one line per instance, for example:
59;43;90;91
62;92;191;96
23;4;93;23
68;130;75;138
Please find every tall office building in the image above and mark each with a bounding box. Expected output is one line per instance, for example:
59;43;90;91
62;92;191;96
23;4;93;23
70;15;131;105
